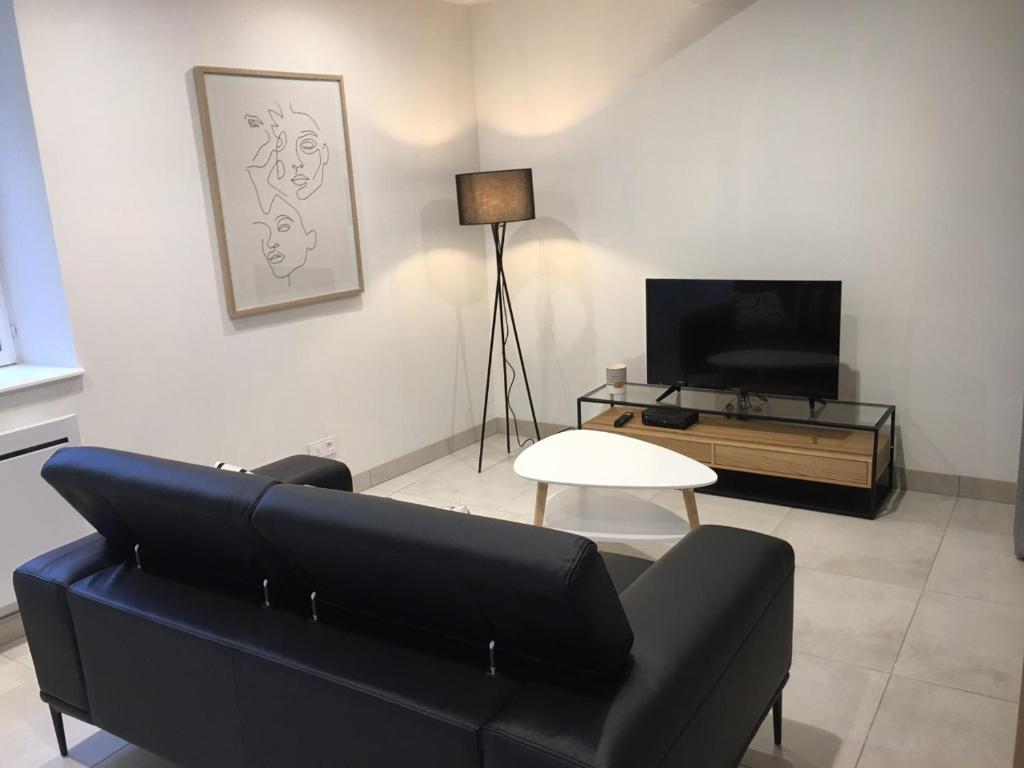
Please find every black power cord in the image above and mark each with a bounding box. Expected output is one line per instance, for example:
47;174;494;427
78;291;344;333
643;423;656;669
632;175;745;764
499;291;535;450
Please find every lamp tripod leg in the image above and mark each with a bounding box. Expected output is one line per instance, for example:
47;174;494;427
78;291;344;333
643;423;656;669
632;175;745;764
497;280;511;453
493;223;512;453
478;271;502;473
499;267;542;443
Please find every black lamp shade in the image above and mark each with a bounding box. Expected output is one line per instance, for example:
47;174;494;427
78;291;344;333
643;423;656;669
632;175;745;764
455;169;535;225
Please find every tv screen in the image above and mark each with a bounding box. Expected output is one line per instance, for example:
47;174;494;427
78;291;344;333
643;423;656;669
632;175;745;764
646;279;842;399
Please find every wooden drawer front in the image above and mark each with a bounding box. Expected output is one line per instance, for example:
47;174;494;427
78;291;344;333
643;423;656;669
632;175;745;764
641;434;713;464
715;445;870;488
586;424;713;464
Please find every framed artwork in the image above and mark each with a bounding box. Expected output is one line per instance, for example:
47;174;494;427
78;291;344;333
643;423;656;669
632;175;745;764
194;66;364;318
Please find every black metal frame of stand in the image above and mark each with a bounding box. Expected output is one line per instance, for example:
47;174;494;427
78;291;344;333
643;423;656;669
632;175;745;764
577;383;896;518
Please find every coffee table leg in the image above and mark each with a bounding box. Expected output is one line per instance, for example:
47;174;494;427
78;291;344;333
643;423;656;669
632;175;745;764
682;489;700;529
533;482;549;527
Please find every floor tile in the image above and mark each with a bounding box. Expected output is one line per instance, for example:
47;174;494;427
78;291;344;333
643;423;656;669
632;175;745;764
369;452;459;494
499;485;546;521
466;506;527;522
368;472;421;494
650;490;791;535
399;453;528;510
370;437;514;494
924;496;1024;606
794;568;920;672
875;490;957;528
598;539;675;561
1;640;33;670
387;490;509;522
0;655;34;697
857;675;1016;768
5;437;1019;768
742;653;888;768
945;497;1016;536
773;506;945;589
895;590;1024;701
0;680;115;767
388;492;465;511
96;744;178;767
449;433;526;471
926;525;1024;607
63;732;132;768
598;540;660;558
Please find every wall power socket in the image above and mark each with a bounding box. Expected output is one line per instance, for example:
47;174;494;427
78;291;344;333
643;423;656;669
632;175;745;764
307;435;337;458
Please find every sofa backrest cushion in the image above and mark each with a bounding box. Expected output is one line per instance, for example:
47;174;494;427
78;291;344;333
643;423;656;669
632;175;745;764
252;484;635;675
42;447;285;597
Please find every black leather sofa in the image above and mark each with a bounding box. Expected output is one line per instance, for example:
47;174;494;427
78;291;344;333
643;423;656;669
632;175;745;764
14;446;794;768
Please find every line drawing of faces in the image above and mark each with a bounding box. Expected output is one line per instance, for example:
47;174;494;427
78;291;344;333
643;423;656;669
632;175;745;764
246;118;279;216
245;113;273;162
251;194;317;281
244;103;330;214
266;103;329;202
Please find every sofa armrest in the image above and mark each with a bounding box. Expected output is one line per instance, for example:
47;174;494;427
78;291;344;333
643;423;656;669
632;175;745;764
252;455;353;492
13;533;126;714
481;526;795;768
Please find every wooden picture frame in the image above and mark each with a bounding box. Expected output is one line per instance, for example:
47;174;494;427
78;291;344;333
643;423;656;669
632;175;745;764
194;66;364;318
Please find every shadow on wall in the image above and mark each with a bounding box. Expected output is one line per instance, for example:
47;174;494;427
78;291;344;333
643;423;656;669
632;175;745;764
475;0;758;138
502;202;597;425
837;313;860;401
837;365;860;402
469;3;767;424
474;0;887;428
420;198;487;439
183;68;364;336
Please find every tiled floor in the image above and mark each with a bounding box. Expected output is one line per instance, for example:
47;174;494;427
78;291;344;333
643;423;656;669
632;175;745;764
1;433;1021;767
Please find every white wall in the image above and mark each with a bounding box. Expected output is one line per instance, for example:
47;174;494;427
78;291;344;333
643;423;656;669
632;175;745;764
471;0;1024;482
3;0;1022;485
0;0;490;474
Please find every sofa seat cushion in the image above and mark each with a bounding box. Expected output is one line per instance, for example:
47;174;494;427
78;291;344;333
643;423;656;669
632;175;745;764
67;564;520;768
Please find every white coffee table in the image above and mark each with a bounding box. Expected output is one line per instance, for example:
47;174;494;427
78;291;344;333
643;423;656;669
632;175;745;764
513;429;718;541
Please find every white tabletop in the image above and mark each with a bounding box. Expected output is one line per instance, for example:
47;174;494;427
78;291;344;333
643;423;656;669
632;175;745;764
513;429;718;490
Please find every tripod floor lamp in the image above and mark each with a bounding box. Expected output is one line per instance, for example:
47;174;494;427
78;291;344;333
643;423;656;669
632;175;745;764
455;168;542;473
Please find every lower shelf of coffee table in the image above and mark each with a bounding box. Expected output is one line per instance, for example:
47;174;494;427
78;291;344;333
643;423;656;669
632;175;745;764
543;487;690;542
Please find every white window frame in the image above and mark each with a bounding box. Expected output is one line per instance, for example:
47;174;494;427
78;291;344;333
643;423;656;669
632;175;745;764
0;280;16;367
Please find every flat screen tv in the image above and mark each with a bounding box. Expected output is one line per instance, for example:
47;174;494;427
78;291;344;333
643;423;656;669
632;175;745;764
646;279;842;400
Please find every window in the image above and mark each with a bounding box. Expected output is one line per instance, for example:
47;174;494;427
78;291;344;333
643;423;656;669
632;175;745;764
0;280;16;366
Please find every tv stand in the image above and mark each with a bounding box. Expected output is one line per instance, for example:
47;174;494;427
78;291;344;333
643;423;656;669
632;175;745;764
578;382;895;518
725;391;768;417
655;381;687;403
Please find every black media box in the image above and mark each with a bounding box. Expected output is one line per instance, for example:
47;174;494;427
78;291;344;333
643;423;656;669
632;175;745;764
642;406;699;430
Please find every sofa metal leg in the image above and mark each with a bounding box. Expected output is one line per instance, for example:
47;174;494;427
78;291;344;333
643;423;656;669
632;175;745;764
772;693;783;746
50;706;68;757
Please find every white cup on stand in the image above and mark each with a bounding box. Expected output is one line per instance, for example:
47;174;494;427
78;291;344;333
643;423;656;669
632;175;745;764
606;364;627;396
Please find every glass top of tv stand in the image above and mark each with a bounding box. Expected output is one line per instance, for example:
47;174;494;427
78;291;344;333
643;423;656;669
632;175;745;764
579;383;894;431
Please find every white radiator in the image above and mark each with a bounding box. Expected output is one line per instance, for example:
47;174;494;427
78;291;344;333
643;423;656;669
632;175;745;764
0;415;90;611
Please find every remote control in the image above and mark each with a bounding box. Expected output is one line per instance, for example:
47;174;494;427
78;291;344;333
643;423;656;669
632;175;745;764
613;412;634;428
